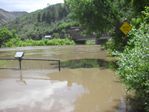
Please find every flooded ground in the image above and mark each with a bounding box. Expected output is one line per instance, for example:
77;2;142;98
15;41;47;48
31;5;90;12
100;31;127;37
0;45;126;112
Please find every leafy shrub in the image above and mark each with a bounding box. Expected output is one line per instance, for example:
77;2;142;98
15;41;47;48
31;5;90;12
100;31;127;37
117;7;149;111
57;21;79;30
0;27;16;47
4;38;75;47
86;40;95;45
104;38;116;54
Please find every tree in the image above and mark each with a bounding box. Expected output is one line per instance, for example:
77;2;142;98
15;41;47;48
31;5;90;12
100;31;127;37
42;12;46;22
65;0;148;51
46;11;51;24
129;0;149;14
65;0;132;37
0;27;15;47
37;13;41;22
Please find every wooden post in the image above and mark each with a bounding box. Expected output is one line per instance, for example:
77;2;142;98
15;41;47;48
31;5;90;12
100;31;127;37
58;60;61;71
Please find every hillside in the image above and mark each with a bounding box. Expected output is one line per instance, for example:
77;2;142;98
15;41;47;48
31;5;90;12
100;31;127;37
0;9;27;26
6;3;74;40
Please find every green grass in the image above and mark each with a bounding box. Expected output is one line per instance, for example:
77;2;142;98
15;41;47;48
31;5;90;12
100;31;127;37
0;61;7;67
5;38;75;47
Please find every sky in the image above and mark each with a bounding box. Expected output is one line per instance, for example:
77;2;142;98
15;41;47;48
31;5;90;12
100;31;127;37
0;0;64;12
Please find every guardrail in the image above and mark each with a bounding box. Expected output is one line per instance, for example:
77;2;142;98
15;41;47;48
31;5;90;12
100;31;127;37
0;58;61;71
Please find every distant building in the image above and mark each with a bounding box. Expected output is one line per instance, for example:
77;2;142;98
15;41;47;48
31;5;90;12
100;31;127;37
67;27;96;44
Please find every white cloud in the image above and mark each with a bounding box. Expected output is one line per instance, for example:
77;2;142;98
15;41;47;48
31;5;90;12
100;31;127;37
0;0;64;12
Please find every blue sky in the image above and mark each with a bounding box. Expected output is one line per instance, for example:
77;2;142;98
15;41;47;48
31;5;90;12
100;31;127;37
0;0;64;12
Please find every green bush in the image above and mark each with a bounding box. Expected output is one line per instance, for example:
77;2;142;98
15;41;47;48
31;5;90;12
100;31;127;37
4;37;20;47
117;7;149;111
4;38;75;47
0;27;16;47
86;40;95;45
104;38;116;55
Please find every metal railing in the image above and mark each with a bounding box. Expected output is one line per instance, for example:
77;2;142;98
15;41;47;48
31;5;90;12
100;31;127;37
0;58;61;71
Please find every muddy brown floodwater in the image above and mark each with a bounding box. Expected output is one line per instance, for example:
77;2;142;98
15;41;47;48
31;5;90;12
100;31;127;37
0;45;126;112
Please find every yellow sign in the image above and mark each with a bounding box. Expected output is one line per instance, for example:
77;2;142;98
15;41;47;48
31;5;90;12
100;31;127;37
120;21;132;35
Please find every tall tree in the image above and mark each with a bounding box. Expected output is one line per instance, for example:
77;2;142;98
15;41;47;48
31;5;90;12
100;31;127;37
131;0;149;14
37;13;41;22
65;0;126;36
0;27;15;47
65;0;148;35
42;12;46;22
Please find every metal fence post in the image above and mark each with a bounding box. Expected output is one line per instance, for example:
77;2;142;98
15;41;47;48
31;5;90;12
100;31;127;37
58;60;61;71
18;58;22;70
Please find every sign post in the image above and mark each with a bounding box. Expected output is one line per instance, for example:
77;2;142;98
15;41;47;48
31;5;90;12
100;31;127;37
15;52;24;70
120;21;132;35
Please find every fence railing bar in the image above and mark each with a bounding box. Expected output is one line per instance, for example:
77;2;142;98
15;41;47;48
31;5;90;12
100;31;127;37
0;58;61;71
0;58;17;60
22;58;60;62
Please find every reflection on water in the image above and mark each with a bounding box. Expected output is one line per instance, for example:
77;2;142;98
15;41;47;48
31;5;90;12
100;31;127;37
61;59;118;69
0;69;126;112
17;70;27;85
0;70;85;112
0;45;126;112
49;68;126;112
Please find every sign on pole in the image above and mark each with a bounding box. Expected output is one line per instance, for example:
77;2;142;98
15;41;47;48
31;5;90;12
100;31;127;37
120;21;132;35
